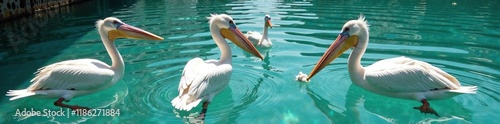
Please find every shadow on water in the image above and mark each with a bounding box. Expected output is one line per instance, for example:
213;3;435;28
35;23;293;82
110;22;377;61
0;0;141;103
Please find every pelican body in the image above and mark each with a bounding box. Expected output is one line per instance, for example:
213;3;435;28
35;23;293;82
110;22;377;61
306;15;477;117
171;14;263;120
6;17;163;110
245;14;273;48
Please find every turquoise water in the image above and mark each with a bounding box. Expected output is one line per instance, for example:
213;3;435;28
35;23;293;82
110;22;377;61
1;0;499;123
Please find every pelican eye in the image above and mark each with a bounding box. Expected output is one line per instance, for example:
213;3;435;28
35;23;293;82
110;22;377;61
228;20;237;29
341;28;350;35
113;21;123;28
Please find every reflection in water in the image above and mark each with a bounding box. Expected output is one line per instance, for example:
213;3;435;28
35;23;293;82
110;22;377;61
0;5;69;55
261;50;271;70
306;81;474;123
305;85;358;124
214;76;265;123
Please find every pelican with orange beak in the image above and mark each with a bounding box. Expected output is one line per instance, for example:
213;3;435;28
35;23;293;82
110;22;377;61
302;15;477;117
245;14;273;48
171;14;263;120
6;17;163;110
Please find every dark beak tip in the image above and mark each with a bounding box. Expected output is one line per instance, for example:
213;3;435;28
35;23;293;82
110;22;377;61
258;55;264;60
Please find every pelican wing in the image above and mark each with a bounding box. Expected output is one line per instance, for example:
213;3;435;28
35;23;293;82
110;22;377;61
245;31;262;45
364;57;461;92
27;59;115;91
177;58;232;104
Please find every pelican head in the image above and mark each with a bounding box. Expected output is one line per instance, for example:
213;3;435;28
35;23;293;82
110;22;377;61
265;14;273;28
97;17;164;41
209;14;264;59
307;15;369;81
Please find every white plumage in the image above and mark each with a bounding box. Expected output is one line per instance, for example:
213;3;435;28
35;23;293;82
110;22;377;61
171;14;263;120
171;58;231;111
363;57;476;99
295;71;308;82
6;17;163;110
8;59;115;101
306;15;477;117
245;14;273;48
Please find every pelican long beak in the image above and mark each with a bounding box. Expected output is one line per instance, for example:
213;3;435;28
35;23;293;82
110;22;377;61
307;32;359;81
266;19;273;29
108;23;164;41
221;23;264;60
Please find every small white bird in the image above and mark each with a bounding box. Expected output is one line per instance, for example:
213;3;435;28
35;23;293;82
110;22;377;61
171;14;263;120
306;15;477;117
6;17;163;111
295;71;309;82
245;14;273;48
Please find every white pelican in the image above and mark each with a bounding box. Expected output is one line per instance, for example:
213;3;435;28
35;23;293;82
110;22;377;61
6;17;163;111
245;14;273;48
305;15;477;117
171;14;263;120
